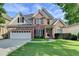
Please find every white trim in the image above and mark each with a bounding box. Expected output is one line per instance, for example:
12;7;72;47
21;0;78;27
32;9;40;17
9;14;20;25
1;0;78;3
53;20;59;25
32;8;50;18
53;20;66;26
8;14;27;25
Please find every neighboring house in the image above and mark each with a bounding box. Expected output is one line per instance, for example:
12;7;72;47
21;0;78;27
63;23;79;35
7;8;66;39
0;14;11;39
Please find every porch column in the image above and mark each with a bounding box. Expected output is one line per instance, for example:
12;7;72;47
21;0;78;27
32;28;34;39
44;27;46;38
52;28;55;39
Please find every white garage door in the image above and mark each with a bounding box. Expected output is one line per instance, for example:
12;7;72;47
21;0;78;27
10;31;31;39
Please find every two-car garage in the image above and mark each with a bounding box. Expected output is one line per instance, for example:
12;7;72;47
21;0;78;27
10;31;32;39
7;24;34;40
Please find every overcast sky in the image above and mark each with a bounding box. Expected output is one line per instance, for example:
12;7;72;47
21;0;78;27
3;3;65;20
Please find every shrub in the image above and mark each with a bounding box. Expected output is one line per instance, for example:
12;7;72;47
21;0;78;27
69;34;77;40
2;32;10;39
55;33;63;39
55;33;77;40
63;33;71;39
55;33;71;39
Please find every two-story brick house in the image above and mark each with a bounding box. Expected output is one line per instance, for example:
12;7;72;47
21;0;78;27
7;8;66;39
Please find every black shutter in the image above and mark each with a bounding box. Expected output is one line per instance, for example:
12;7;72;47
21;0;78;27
43;29;44;38
18;18;19;23
22;17;24;23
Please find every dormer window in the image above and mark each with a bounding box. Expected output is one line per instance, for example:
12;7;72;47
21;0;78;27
17;17;24;23
22;17;24;23
17;17;20;23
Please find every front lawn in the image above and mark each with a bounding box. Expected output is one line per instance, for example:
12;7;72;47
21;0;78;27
32;38;48;41
8;39;79;56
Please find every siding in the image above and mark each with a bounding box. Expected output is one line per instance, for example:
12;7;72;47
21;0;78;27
63;24;79;35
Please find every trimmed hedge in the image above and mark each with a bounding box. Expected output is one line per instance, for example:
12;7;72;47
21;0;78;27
55;33;77;40
69;34;77;40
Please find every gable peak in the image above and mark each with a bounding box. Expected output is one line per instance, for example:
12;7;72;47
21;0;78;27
17;12;23;16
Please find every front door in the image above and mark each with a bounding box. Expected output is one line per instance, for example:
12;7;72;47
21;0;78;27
34;29;44;38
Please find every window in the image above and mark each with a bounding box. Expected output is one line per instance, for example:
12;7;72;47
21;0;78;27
36;18;43;24
24;31;26;33
17;17;24;23
36;29;43;37
17;18;20;23
22;17;24;23
47;20;49;24
56;28;62;33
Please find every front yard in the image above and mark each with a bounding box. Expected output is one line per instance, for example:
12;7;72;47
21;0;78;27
8;39;79;56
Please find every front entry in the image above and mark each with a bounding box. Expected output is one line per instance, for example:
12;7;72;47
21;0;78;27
34;29;44;38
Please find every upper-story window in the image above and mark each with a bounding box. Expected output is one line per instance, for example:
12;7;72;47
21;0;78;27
56;28;62;33
35;18;43;24
17;17;24;23
17;17;20;23
22;17;24;23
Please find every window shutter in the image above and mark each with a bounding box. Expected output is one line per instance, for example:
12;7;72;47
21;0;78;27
22;17;24;23
18;17;19;23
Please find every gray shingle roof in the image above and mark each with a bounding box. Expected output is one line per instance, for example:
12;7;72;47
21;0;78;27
23;14;34;24
40;8;54;19
9;8;59;26
24;14;34;18
7;24;34;28
17;8;55;25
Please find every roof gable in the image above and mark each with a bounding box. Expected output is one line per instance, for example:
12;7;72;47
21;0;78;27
52;19;66;27
9;13;24;25
33;8;54;19
9;13;33;25
41;8;53;19
23;14;33;24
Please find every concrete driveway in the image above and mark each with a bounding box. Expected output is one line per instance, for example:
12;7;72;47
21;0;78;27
0;39;31;56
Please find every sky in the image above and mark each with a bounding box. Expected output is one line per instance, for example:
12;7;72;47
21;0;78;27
3;3;65;20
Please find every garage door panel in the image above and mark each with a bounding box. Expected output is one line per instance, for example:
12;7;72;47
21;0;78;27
10;32;31;39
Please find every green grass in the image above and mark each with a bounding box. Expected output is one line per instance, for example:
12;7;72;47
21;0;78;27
8;39;79;56
32;38;48;41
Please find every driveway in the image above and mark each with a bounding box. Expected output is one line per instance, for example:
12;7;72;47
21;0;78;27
0;39;31;56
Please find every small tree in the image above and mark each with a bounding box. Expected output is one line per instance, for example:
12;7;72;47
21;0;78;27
45;25;52;33
0;3;6;24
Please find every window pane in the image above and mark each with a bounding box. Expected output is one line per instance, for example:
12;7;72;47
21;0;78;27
56;29;62;33
22;17;24;23
36;18;43;24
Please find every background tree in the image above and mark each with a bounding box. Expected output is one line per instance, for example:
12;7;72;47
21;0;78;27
57;3;79;25
0;3;6;24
